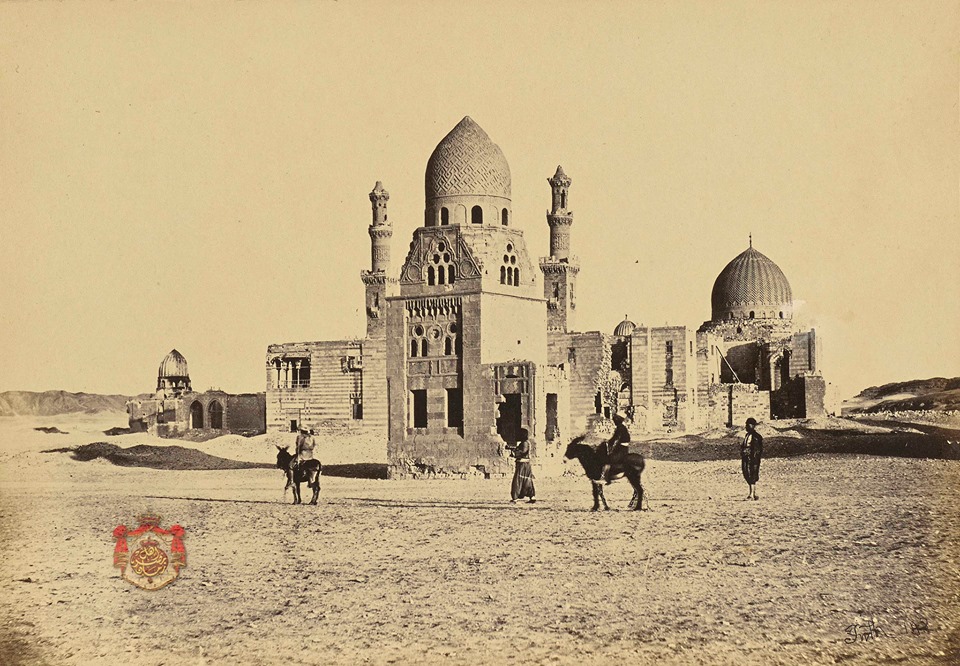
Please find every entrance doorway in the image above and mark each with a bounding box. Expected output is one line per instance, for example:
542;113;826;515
545;393;558;441
190;401;204;429
209;401;223;429
496;393;522;444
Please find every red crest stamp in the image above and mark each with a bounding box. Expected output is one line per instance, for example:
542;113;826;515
112;514;185;590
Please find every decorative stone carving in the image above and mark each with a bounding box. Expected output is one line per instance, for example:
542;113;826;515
425;117;511;200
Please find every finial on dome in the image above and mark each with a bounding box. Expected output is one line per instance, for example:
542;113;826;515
749;233;752;248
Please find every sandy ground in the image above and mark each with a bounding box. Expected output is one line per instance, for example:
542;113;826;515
1;413;959;665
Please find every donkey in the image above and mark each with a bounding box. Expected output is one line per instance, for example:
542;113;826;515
564;436;646;511
275;445;322;505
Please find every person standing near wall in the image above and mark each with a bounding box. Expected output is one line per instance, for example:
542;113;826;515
741;417;763;500
508;428;536;503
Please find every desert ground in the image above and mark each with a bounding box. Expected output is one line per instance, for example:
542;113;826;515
1;412;959;665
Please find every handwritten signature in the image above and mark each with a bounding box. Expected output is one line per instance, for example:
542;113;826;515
843;616;930;644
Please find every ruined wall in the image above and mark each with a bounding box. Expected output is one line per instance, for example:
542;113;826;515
547;331;609;435
788;330;818;376
771;374;826;419
535;365;569;476
127;391;265;437
223;393;266;433
265;340;366;433
704;384;771;429
631;327;699;433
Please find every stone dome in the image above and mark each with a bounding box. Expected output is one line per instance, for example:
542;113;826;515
158;349;189;379
711;245;793;321
425;117;511;201
614;316;636;337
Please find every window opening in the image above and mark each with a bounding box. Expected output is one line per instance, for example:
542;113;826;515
446;388;463;428
410;390;427;428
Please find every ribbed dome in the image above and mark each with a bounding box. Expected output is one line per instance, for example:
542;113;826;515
614;317;636;337
425;117;511;201
711;245;793;321
158;349;189;378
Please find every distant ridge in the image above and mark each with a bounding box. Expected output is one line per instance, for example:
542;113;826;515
0;390;142;417
844;377;960;413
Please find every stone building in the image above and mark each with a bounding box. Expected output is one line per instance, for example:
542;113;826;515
128;349;266;437
265;116;826;477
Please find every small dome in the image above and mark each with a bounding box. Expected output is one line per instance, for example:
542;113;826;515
614;316;636;337
425;117;511;201
158;349;189;378
711;245;793;321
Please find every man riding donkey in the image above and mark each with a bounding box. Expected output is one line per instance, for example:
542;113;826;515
599;412;631;484
287;426;321;504
293;427;317;471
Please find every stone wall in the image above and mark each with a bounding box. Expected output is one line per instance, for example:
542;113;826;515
127;391;265;437
547;331;609;435
265;340;368;433
631;326;700;433
704;383;771;429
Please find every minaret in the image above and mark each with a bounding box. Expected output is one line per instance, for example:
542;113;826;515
362;181;394;338
540;166;580;332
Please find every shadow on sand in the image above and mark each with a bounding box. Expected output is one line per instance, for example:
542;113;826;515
321;463;390;479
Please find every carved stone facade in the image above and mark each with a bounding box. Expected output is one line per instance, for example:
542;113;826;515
265;116;828;475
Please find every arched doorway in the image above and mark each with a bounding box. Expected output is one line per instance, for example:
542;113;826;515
190;401;204;429
209;401;223;429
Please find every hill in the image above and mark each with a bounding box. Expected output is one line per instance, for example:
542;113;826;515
843;376;960;413
0;390;139;417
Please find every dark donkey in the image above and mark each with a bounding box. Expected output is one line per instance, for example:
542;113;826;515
275;446;322;505
564;436;646;511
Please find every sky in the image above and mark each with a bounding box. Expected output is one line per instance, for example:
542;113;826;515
1;1;957;401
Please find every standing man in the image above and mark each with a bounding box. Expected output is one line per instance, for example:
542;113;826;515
741;417;763;500
508;428;536;503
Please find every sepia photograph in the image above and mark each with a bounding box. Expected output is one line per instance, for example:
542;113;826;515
1;1;958;664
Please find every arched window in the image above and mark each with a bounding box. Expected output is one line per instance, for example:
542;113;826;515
209;401;223;429
438;265;445;285
427;266;435;285
190;401;204;429
553;283;560;299
779;311;784;319
501;208;508;225
448;266;455;284
411;339;418;357
444;337;453;355
501;244;518;287
749;311;755;319
420;339;428;356
471;205;483;224
440;207;449;225
561;191;567;209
